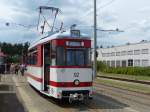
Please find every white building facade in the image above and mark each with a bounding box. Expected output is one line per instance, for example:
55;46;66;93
97;41;150;67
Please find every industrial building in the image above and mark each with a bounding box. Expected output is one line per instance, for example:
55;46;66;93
97;41;150;67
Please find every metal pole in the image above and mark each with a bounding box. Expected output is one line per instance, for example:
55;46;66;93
93;0;97;78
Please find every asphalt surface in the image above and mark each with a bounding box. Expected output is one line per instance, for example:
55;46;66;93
13;75;150;112
0;75;150;112
94;83;150;112
0;75;26;112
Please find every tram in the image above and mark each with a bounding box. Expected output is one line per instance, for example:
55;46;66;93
26;29;93;102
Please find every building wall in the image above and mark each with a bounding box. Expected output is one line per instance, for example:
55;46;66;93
97;42;150;67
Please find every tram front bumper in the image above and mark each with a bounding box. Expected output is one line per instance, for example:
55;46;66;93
69;93;84;102
61;90;91;102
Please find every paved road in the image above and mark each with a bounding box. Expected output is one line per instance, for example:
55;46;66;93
12;75;150;112
94;83;150;112
0;75;26;112
0;75;150;112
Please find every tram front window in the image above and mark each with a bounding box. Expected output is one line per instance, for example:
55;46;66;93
66;49;91;66
66;50;76;66
76;51;84;66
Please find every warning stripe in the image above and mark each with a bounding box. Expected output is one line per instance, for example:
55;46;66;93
26;73;92;87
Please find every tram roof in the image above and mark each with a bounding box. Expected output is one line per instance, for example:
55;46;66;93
29;30;91;50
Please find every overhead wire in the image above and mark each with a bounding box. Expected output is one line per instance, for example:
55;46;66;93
98;0;116;9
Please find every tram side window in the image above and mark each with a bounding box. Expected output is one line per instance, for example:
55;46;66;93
28;51;38;65
33;52;37;65
56;47;65;66
85;49;91;66
27;55;31;65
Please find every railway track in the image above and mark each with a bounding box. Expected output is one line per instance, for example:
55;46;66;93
92;82;150;112
94;82;150;107
97;75;150;85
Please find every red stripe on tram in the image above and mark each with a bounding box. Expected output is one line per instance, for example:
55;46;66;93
26;73;92;87
49;81;92;87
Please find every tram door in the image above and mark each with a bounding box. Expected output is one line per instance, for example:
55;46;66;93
43;43;50;91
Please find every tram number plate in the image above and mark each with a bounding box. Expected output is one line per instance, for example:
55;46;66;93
74;72;79;77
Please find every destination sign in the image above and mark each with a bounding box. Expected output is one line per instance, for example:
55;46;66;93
66;41;84;46
71;30;80;38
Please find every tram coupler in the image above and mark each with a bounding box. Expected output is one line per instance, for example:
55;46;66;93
69;93;84;103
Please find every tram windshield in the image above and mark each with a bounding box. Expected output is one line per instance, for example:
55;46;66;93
66;49;91;66
52;46;91;67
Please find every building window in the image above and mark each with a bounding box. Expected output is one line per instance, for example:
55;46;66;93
122;60;127;67
142;60;149;67
142;49;148;54
121;51;126;56
105;53;109;57
108;53;111;57
111;52;115;56
128;59;133;67
116;60;120;67
102;53;108;57
134;50;140;55
111;60;115;67
116;52;120;56
128;50;133;55
134;60;140;67
102;53;105;57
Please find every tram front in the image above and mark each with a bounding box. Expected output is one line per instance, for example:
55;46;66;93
49;30;93;102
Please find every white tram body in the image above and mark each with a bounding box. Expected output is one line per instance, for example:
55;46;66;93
26;30;93;101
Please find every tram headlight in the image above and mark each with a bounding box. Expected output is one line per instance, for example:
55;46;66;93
74;79;80;86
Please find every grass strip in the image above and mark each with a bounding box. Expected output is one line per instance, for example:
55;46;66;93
98;72;150;82
96;78;150;94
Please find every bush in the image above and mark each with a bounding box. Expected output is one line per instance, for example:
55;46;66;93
97;61;150;76
97;61;108;72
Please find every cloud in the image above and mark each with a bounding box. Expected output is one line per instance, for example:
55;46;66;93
100;11;118;23
0;0;41;43
138;7;150;13
111;19;150;45
0;0;150;48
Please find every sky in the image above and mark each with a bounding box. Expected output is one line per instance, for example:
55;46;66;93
0;0;150;47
